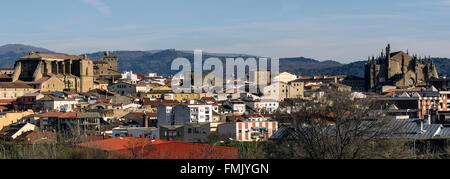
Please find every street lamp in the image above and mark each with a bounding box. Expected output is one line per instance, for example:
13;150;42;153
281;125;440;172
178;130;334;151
211;141;225;159
140;141;153;159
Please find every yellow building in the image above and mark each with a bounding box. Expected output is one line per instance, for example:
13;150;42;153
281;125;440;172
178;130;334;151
172;92;208;102
0;111;34;130
146;90;173;99
264;81;304;101
151;86;172;91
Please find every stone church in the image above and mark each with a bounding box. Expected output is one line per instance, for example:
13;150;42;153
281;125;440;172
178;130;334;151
12;51;94;93
365;44;439;91
93;51;122;84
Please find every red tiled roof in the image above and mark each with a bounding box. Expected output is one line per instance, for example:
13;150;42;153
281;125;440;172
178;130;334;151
78;137;238;159
201;97;216;101
59;112;83;118
15;131;57;142
0;82;32;88
97;98;112;104
38;112;65;118
0;99;15;105
130;112;157;118
142;99;179;106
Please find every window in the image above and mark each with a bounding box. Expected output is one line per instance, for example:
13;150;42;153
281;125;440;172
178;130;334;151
168;130;177;137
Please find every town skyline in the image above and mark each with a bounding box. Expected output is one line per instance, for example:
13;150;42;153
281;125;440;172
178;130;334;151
2;0;450;63
0;43;445;64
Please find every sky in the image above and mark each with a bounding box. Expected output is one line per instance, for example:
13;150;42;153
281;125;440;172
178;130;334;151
1;0;450;63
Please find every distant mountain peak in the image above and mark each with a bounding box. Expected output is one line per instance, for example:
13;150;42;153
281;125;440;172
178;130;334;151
0;44;55;55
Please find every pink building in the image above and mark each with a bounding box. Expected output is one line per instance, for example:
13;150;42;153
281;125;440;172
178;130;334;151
217;121;278;142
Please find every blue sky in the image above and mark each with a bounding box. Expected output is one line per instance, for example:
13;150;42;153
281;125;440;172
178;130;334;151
1;0;450;63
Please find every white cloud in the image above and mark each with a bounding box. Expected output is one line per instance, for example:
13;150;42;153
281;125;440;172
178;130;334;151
82;0;111;16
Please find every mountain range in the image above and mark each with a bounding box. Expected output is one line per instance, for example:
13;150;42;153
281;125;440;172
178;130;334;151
1;44;449;78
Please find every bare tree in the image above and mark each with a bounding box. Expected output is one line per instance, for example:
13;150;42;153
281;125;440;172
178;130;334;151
269;91;410;159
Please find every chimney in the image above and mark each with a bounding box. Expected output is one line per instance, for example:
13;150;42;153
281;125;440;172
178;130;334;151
427;114;432;125
144;113;149;128
421;120;424;132
417;119;427;134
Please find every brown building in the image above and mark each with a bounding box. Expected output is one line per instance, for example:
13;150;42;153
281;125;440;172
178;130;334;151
12;51;94;93
93;51;121;84
365;44;439;92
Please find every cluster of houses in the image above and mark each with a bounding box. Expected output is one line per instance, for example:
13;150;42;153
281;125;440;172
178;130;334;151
0;62;374;146
2;50;450;158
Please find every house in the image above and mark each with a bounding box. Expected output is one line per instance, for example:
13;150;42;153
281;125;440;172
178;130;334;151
0;123;39;140
373;86;450;121
0;111;34;130
146;89;173;99
0;99;15;111
217;121;278;142
248;99;279;114
36;96;77;112
0;82;37;99
159;125;184;141
14;131;57;143
264;81;304;101
274;72;298;83
123;112;157;127
136;83;151;93
156;103;179;127
183;122;211;143
223;100;246;114
112;127;159;139
94;81;109;90
37;112;102;136
13;92;44;111
121;71;139;84
78;137;238;159
340;75;366;92
108;82;137;95
172;92;209;102
142;98;179;113
172;104;213;123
